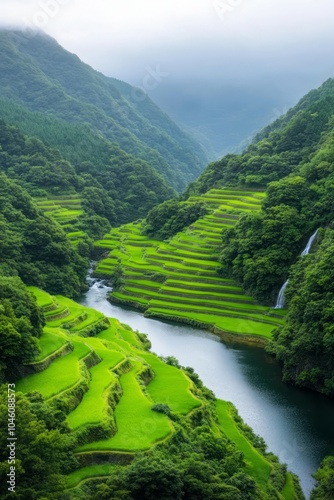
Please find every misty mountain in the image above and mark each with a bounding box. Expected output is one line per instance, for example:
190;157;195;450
146;78;327;159
0;28;208;191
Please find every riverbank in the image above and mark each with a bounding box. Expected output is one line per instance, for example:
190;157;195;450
81;279;334;497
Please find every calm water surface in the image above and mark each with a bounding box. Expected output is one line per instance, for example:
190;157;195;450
80;281;334;498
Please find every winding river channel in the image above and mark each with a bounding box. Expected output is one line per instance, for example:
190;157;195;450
80;279;334;498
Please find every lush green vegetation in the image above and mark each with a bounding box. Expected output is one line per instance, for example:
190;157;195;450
0;387;78;499
0;276;42;382
95;188;283;340
180;77;334;399
266;228;334;396
2;30;334;498
0;173;88;296
143;198;207;239
187;78;334;193
311;456;334;499
0;29;208;192
0;118;174;233
2;287;301;499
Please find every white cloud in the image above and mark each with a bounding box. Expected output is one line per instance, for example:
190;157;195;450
0;0;333;84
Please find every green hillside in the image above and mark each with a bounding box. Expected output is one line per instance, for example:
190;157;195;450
95;188;283;341
0;173;88;298
0;114;175;233
7;287;301;499
0;29;207;191
188;78;334;193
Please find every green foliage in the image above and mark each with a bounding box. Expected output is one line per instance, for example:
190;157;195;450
0;118;174;230
0;172;88;297
220;204;306;303
267;229;334;395
0;29;207;192
189;78;334;194
151;403;171;416
143;199;207;239
89;426;262;500
311;456;334;499
0;276;43;380
209;85;334;308
110;264;125;291
0;387;77;499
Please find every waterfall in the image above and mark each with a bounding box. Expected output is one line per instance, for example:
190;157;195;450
274;280;289;309
300;229;318;256
274;229;319;309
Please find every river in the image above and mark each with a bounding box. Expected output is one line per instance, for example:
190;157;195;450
80;280;334;498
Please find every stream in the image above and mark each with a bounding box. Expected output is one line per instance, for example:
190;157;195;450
80;278;334;498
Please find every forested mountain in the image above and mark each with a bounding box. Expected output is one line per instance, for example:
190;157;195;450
0;28;208;191
0;118;174;232
187;78;334;193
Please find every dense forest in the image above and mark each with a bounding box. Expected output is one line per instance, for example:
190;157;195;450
0;173;88;296
0;119;174;231
0;29;208;192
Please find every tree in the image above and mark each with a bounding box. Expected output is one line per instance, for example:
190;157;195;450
0;387;76;499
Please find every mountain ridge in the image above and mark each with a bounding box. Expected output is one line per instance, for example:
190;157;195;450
0;28;208;191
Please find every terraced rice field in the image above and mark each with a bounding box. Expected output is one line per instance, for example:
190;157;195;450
34;194;85;246
17;288;201;479
95;188;283;340
15;288;296;496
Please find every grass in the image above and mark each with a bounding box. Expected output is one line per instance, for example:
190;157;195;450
45;296;105;332
34;194;85;245
216;400;272;491
94;187;282;340
77;361;173;452
66;346;124;430
146;308;276;339
281;473;296;499
16;338;91;399
33;327;68;362
29;286;55;309
14;286;298;497
66;464;118;488
140;353;201;414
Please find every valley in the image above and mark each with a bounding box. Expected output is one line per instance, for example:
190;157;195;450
1;26;334;500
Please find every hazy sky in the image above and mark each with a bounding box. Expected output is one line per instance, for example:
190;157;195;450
1;0;334;153
1;0;333;83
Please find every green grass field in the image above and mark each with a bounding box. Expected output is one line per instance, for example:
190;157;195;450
16;338;91;399
95;188;285;340
216;400;272;490
34;194;85;246
77;360;173;452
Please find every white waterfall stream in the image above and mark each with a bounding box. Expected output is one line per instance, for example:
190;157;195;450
274;229;319;309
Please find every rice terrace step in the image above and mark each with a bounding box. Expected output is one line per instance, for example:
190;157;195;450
95;188;283;340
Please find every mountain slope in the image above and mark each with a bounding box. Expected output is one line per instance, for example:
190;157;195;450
0;118;174;233
187;78;334;194
0;29;208;191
